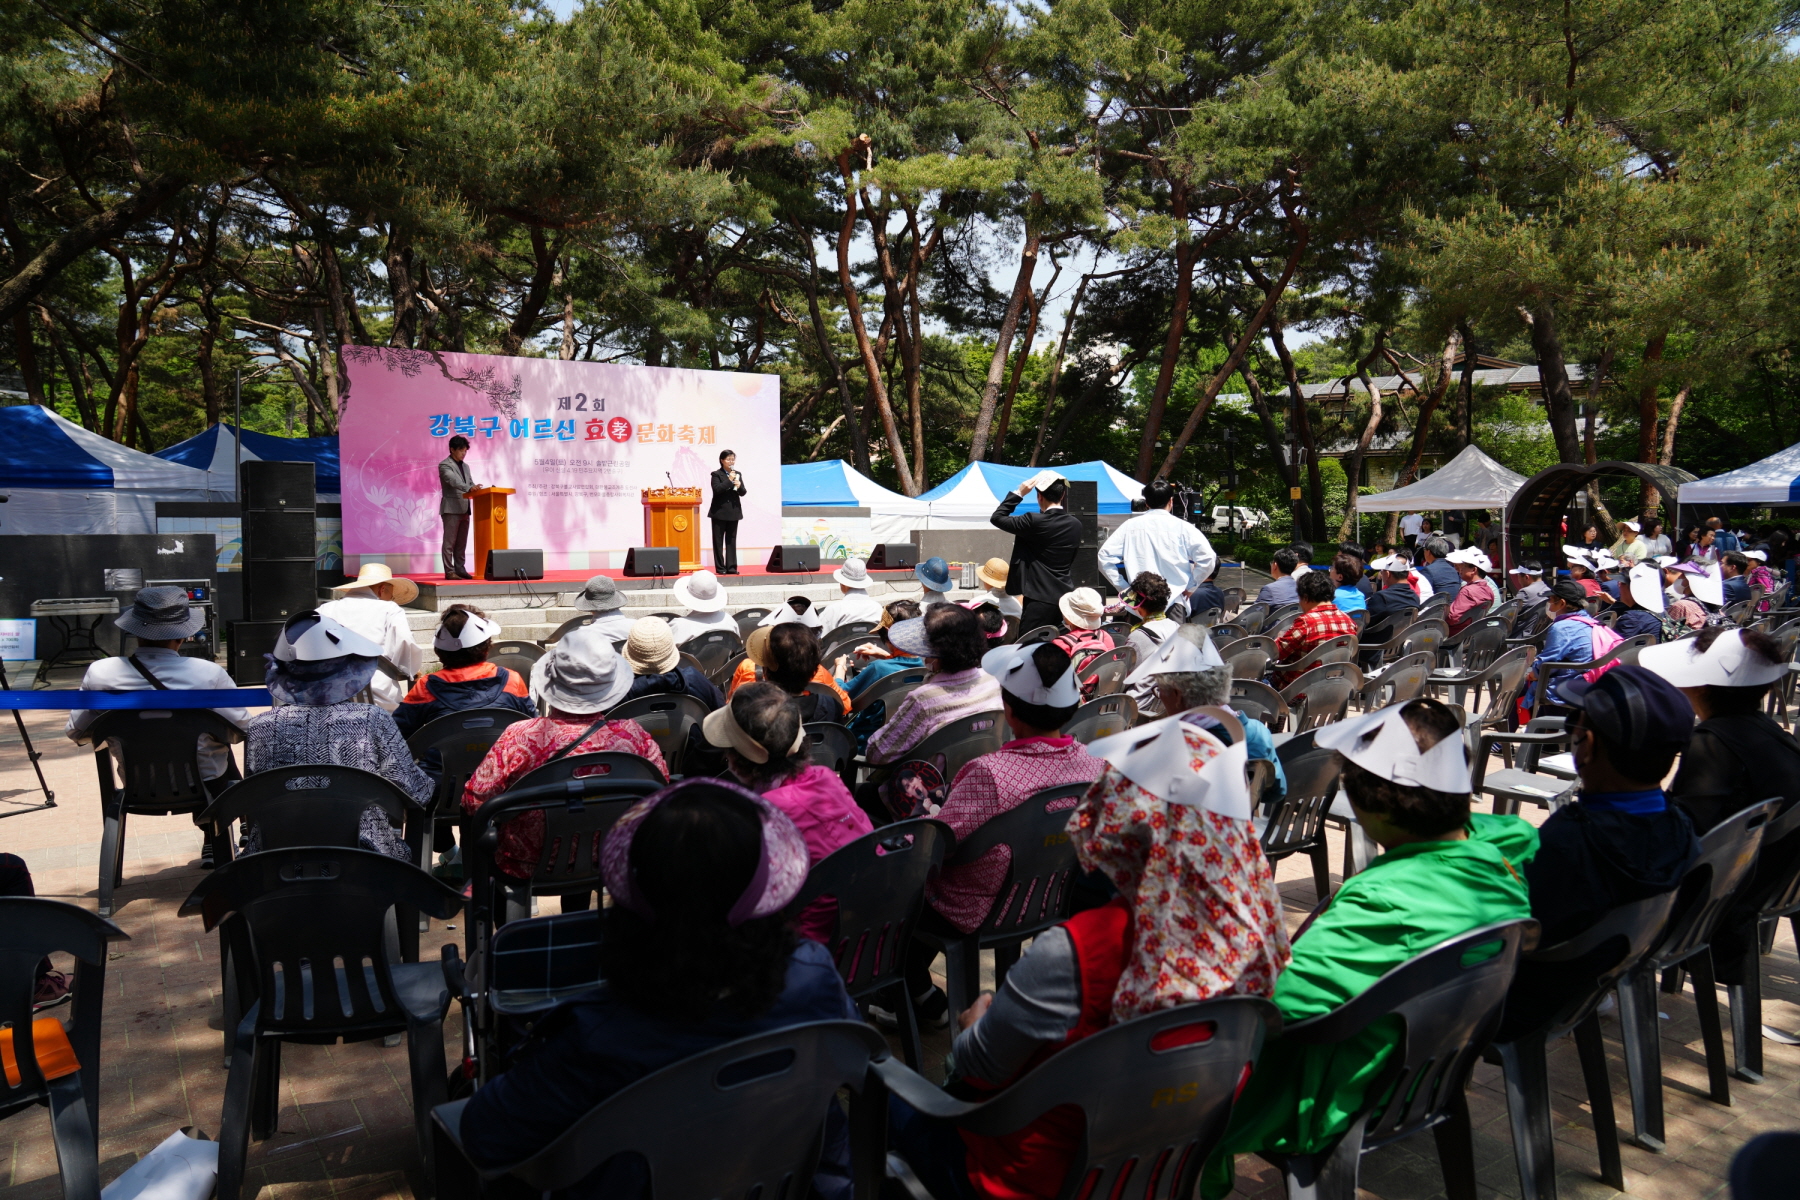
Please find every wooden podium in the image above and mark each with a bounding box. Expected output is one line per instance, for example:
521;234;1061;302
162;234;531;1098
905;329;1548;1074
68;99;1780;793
470;486;515;579
642;487;703;570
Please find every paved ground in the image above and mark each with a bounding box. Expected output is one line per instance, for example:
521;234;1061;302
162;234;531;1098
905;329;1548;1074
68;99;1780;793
2;668;1795;1200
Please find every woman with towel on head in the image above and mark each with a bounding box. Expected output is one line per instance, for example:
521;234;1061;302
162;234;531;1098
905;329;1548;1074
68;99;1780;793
392;605;536;740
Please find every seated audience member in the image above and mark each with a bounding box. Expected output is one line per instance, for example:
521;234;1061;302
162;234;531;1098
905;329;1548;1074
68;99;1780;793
916;556;956;609
1499;666;1699;1039
1744;549;1779;612
1443;548;1495;635
1291;542;1315;577
1417;536;1461;604
1662;563;1708;629
899;642;1106;1027
566;575;636;642
1053;587;1117;698
1188;561;1228;619
1520;580;1615;711
729;622;851;718
316;563;424;712
1509;561;1550;605
1564;549;1603;598
1123;572;1180;660
67;588;248;827
667;569;736;645
1201;700;1536;1198
816;557;884;633
1269;570;1358;688
862;607;1003;818
760;595;825;631
1329;554;1368;615
621;617;725;710
1361;553;1421;642
1593;551;1623;600
1609;564;1668;642
1149;664;1285;805
1339;542;1375;597
1256;548;1300;607
703;683;871;944
976;557;1023;618
834;600;924;697
970;601;1009;644
242;612;432;860
0;855;71;1002
463;626;668;890
1643;627;1800;988
393;606;536;742
893;702;1288;1200
1123;623;1224;715
460;780;860;1197
1611;518;1649;565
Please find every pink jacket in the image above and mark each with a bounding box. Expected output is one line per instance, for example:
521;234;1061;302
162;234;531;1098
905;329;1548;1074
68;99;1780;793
761;765;874;943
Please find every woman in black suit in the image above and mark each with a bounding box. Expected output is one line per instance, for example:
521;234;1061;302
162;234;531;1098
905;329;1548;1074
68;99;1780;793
709;449;746;574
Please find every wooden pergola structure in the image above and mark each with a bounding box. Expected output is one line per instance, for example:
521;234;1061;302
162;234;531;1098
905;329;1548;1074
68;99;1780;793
1506;460;1697;565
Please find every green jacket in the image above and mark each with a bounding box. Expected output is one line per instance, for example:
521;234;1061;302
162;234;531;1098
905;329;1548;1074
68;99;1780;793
1202;814;1538;1197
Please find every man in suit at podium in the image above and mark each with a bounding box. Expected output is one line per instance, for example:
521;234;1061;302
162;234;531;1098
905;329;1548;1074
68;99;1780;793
439;435;482;579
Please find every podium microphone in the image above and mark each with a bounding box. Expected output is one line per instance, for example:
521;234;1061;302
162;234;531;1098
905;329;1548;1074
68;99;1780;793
666;472;674;488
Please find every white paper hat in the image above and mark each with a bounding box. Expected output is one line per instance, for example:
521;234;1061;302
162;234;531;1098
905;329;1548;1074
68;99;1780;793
1625;564;1665;614
434;612;501;651
1508;562;1541;576
1446;547;1492;573
1122;624;1225;692
1654;556;1678;568
1592;550;1620;571
1315;703;1471;794
1745;549;1768;562
271;612;383;663
1639;628;1789;689
982;642;1081;707
1562;545;1593;568
1086;717;1252;818
1690;564;1726;607
1369;554;1410;573
760;601;823;630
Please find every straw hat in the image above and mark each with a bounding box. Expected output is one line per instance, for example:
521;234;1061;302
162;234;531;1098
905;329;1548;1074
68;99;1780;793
673;569;728;613
625;617;680;675
977;558;1011;591
1058;587;1106;631
331;562;419;606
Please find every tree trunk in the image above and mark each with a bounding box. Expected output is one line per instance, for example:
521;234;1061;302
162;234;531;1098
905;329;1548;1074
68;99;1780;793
1135;188;1195;480
807;413;847;459
1522;300;1584;464
196;282;223;425
1270;320;1325;540
40;306;97;429
1659;383;1691;466
1636;333;1666;515
386;232;418;349
1583;344;1613;467
10;312;44;404
1241;364;1299;500
312;307;340;421
1030;271;1094;467
1384;329;1461;543
993;255;1058;460
1457;320;1475;449
835;141;915;493
499;228;561;357
321;240;368;346
970;220;1042;461
797;225;868;472
1340;367;1385;541
0;177;185;325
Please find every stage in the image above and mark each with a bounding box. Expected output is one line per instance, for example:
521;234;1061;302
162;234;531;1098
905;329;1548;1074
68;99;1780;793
388;563;934;612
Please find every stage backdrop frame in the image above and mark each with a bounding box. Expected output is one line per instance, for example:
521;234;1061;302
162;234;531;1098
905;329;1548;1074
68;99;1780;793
337;348;780;575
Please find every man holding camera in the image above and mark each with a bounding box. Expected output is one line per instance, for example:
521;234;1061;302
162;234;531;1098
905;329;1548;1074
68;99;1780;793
1099;479;1218;611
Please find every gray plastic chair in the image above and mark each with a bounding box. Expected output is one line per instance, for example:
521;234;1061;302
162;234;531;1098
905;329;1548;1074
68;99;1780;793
0;899;128;1200
1217;635;1277;681
1229;678;1290;732
488;640;545;677
881;997;1281;1200
1077;644;1137;697
1278;662;1363;731
431;1021;890;1200
1063;694;1138;744
734;607;772;637
1015;623;1062;646
1725;800;1800;1080
540;613;594;645
850;666;931;715
1357;650;1433;711
1262;732;1339;902
1271;920;1534;1199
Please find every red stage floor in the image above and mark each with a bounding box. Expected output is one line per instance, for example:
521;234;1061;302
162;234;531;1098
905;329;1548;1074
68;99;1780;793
396;564;921;588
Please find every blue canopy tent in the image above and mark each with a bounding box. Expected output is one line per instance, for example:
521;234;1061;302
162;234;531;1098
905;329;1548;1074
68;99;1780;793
0;405;212;534
918;460;1144;527
154;424;340;497
779;460;929;546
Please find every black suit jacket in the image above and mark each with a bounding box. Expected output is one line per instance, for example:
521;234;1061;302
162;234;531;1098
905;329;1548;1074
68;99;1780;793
1361;582;1420;641
708;468;746;521
990;493;1085;603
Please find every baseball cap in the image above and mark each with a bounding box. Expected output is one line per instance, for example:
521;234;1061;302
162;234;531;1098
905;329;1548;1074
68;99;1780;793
1549;579;1588;605
1446;547;1492;573
1556;665;1695;752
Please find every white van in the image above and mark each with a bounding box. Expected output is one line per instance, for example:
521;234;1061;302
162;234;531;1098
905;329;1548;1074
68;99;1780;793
1209;505;1270;531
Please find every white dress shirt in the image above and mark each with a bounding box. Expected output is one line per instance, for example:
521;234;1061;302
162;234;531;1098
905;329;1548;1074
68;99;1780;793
669;608;737;645
316;590;423;711
66;647;247;780
817;589;886;634
1097;508;1219;601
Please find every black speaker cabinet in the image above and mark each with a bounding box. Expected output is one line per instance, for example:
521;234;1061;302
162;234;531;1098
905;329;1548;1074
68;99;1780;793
623;547;680;577
244;510;316;560
240;461;316;511
867;543;919;570
485;548;544;580
1063;479;1098;516
766;545;821;573
242;559;318;621
229;619;287;685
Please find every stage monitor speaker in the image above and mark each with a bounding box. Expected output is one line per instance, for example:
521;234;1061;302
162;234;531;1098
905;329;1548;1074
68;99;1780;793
766;545;820;573
229;619;287;686
240;461;316;512
1063;480;1098;516
867;543;918;570
242;559;317;621
623;547;680;577
485;548;544;580
244;510;316;560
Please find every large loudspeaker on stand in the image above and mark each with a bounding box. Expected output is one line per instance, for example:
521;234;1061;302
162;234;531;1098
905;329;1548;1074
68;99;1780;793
867;543;919;570
240;461;317;622
623;547;680;578
766;545;821;573
1063;480;1108;592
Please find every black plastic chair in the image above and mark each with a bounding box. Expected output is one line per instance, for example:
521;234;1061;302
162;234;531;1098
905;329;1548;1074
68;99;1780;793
1271;920;1535;1199
1494;892;1678;1200
442;908;603;1086
913;782;1091;1018
201;764;412;853
514;750;665;790
489;639;545;677
1077;645;1137;697
181;847;465;1200
1262;731;1339;902
606;692;710;775
734;607;772;637
804;679;849;720
881;997;1281;1200
1616;798;1778;1151
431;1021;890;1200
684;628;746;679
878;711;1007;796
1063;694;1137;744
87;708;244;916
540;613;594;645
850;666;931;715
0;899;127;1200
1277;662;1363;731
821;621;879;662
1216;635;1277;681
1725;800;1800;1080
1228;678;1289;732
787;818;952;1068
805;721;857;782
405;706;531;887
1015;623;1062;646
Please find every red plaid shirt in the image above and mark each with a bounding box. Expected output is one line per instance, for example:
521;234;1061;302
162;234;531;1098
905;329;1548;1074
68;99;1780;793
1271;602;1359;688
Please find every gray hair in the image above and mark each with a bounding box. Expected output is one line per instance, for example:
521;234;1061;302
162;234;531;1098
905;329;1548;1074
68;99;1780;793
1423;536;1452;559
1154;664;1233;709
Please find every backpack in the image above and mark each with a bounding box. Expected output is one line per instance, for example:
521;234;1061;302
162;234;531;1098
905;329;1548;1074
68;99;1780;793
1568;614;1625;683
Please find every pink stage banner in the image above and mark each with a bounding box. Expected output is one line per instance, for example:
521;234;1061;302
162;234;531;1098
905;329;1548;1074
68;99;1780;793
337;348;780;573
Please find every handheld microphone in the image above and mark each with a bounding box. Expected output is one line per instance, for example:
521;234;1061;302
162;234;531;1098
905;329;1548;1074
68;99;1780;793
666;472;674;488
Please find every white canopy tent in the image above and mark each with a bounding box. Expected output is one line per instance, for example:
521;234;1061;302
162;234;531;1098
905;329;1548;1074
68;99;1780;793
1357;445;1528;512
1678;442;1800;507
